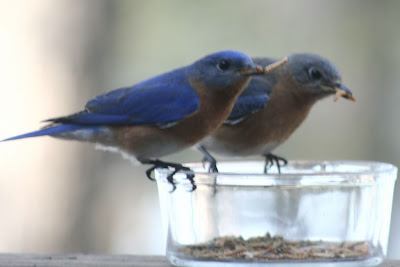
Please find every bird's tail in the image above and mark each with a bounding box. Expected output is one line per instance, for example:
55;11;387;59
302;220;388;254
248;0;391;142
2;124;90;142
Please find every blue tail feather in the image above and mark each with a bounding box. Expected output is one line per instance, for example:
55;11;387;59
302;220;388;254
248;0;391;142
2;124;87;142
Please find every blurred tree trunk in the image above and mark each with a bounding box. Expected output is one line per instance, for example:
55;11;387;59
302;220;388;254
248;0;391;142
53;1;116;252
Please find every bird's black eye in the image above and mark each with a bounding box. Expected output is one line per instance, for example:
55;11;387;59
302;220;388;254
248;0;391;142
309;67;322;80
217;59;230;71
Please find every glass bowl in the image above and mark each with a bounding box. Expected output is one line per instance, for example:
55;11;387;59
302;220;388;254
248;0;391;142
155;161;398;267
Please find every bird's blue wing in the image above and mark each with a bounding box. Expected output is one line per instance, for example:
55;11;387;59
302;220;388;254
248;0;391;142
225;75;271;124
49;68;200;126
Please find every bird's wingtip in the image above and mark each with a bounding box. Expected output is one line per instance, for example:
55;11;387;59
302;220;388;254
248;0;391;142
1;132;41;142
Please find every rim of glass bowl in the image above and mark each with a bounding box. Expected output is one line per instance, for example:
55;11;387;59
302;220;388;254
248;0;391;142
154;160;398;187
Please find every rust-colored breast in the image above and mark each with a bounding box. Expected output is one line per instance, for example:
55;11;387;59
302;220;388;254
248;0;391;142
208;78;322;156
112;77;250;159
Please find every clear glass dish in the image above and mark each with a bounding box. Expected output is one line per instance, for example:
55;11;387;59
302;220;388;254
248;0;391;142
155;161;398;267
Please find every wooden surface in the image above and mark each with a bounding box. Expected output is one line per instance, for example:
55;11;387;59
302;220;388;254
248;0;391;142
0;254;398;267
0;254;169;267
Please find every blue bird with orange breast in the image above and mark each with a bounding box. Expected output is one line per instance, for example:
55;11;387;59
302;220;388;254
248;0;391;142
198;53;355;173
3;50;277;190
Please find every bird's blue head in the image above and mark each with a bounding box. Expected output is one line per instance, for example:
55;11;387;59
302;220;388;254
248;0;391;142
287;53;354;101
190;50;264;94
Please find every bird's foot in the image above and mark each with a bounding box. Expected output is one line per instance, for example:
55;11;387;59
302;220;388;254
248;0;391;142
197;145;219;173
263;153;288;174
142;159;196;192
201;156;218;173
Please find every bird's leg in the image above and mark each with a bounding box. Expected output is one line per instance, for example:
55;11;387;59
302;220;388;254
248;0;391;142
141;159;196;192
263;153;288;174
197;145;222;196
197;145;219;173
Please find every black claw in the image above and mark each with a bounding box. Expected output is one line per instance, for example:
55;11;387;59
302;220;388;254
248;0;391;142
145;165;157;181
263;153;288;174
186;173;197;192
197;145;219;173
140;159;196;191
166;169;179;193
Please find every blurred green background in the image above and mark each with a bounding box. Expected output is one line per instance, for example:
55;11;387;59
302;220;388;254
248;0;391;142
0;0;399;258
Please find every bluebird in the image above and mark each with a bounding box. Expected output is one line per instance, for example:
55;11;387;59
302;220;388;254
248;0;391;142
2;50;275;190
198;53;355;173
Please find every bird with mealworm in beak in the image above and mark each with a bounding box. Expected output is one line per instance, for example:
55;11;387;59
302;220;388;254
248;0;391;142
198;53;355;173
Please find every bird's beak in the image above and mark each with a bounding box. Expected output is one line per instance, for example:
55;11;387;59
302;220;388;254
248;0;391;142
237;65;266;75
323;83;356;102
238;57;289;75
